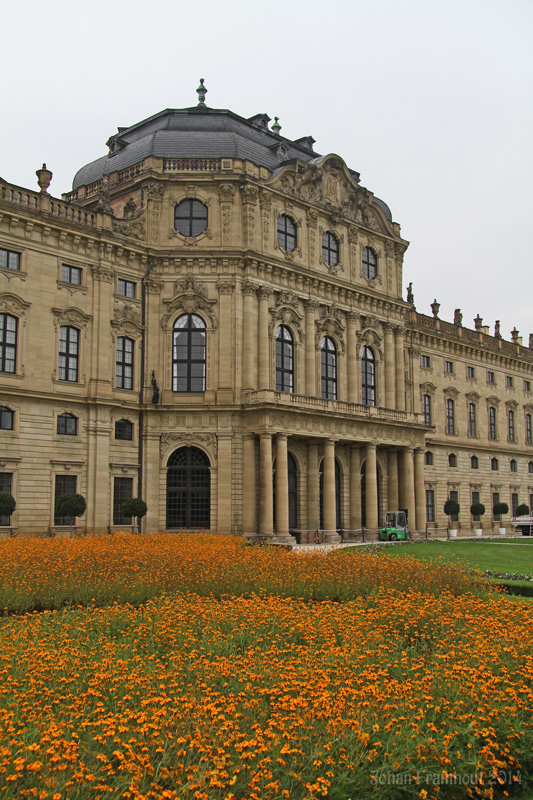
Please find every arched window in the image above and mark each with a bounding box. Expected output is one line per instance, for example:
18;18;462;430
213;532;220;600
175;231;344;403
57;413;77;436
115;419;133;441
172;314;206;392
508;410;515;442
0;313;18;374
361;346;376;406
471;455;479;469
322;232;339;266
468;403;476;437
510;459;517;473
491;457;499;471
58;326;79;382
448;453;457;467
321;337;337;399
425;451;433;465
277;215;297;252
528;461;533;474
174;199;208;237
362;247;377;279
116;337;134;390
422;394;431;424
526;414;532;445
488;407;496;440
166;447;210;529
276;326;294;393
446;399;455;434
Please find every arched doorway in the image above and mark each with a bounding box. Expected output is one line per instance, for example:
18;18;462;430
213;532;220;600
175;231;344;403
360;459;381;527
166;446;210;529
319;458;342;530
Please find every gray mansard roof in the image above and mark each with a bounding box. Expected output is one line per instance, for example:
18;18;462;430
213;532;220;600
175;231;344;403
72;105;392;222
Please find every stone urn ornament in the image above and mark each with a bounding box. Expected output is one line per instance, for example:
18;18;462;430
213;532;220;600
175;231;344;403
36;163;52;193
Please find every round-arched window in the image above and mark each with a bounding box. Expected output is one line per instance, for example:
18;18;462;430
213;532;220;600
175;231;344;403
361;346;376;406
320;336;337;399
174;199;208;237
277;215;297;252
276;325;294;393
172;314;206;392
362;246;377;279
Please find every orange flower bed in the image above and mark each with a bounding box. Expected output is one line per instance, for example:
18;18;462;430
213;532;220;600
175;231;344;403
0;535;529;799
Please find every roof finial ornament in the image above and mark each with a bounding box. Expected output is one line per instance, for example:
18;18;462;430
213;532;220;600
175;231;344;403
196;78;207;106
272;116;281;135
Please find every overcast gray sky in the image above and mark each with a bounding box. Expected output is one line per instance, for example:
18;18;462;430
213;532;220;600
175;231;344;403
2;0;531;342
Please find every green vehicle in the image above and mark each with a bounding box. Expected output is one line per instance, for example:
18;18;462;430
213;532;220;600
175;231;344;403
379;510;409;541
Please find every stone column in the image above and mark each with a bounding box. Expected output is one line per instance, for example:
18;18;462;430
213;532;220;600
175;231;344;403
350;445;361;531
258;433;273;537
365;443;379;531
410;347;421;414
307;442;320;530
414;447;426;533
305;300;318;396
258;287;271;390
217;433;232;533
323;439;340;541
347;311;358;404
243;434;257;537
274;434;295;543
394;325;406;412
217;279;234;400
143;429;161;532
387;450;399;512
401;447;416;531
242;282;257;391
384;323;396;409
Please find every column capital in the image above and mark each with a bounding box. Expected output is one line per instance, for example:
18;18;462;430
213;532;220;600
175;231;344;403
258;285;273;300
242;281;257;297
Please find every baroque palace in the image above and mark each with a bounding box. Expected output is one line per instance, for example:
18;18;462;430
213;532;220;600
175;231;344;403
1;83;532;540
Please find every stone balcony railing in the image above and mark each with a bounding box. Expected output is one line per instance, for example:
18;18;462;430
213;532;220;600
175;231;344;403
1;179;107;231
241;389;425;426
414;312;533;360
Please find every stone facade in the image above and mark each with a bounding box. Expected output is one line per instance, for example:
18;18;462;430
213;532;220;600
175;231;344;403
0;103;531;538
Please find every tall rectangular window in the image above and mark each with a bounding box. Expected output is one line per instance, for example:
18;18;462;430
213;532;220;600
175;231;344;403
526;414;532;445
0;248;20;271
0;473;13;525
116;337;134;390
468;403;476;437
58;326;79;382
422;394;431;425
487;371;495;383
421;355;430;368
508;410;515;442
446;399;455;434
0;314;17;374
449;490;459;522
512;493;519;517
54;474;77;525
506;376;513;388
525;380;531;392
489;407;496;440
471;491;480;521
425;489;435;523
445;361;453;373
493;492;500;521
467;366;475;379
113;477;134;525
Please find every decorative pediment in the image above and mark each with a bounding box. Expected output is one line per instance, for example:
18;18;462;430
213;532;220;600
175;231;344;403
267;154;393;234
466;392;481;403
356;327;383;358
111;305;143;338
444;387;459;399
269;305;304;342
276;291;300;309
160;433;217;465
112;215;146;241
173;275;208;299
0;292;31;316
487;395;500;407
161;289;217;330
506;399;518;410
52;306;92;330
420;382;437;395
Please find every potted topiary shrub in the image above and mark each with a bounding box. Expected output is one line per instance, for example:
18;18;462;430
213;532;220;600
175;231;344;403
471;502;485;536
122;497;147;534
444;498;460;537
0;492;16;534
493;501;509;536
55;493;86;538
515;504;530;517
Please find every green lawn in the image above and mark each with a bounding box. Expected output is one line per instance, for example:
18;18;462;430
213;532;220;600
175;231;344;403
360;539;533;577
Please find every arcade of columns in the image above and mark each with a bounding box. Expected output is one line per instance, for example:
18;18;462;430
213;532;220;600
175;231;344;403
236;282;427;541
